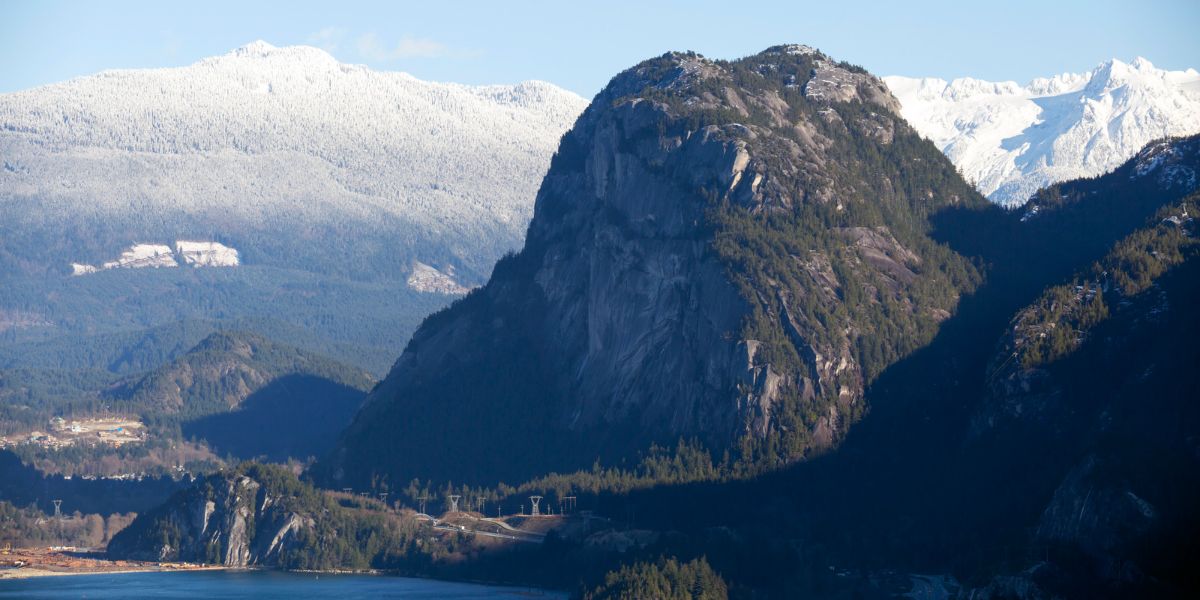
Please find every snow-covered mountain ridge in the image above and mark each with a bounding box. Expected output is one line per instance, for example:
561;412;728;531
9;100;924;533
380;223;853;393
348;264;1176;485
0;41;588;281
885;57;1200;206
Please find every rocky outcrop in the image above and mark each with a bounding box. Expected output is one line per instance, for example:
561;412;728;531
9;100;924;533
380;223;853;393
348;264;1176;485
804;58;901;114
1035;456;1158;582
323;45;986;486
107;470;310;567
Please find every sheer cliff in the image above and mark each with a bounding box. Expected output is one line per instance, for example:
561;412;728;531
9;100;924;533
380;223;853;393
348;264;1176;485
107;467;304;566
105;464;393;569
319;45;988;487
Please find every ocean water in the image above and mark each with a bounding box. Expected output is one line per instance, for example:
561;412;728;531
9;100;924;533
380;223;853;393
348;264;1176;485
0;570;567;599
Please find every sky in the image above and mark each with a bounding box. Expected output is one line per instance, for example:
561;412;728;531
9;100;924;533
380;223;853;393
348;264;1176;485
2;0;1198;97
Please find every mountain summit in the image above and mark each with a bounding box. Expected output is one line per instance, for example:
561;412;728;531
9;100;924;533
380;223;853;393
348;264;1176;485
213;39;348;67
319;45;987;487
885;57;1200;206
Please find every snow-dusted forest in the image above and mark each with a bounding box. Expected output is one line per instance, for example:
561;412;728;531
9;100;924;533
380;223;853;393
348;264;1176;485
0;41;585;375
0;41;587;281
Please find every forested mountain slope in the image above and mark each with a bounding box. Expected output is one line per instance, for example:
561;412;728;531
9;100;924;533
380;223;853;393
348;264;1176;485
111;331;375;462
0;330;375;479
589;134;1200;598
0;40;585;282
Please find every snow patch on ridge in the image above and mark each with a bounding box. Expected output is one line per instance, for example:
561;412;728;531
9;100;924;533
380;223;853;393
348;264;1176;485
175;241;240;267
406;261;471;295
101;244;177;270
74;241;240;274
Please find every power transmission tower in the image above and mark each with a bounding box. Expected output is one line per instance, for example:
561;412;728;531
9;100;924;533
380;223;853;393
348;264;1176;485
418;493;429;515
51;500;63;546
529;495;542;516
448;494;461;513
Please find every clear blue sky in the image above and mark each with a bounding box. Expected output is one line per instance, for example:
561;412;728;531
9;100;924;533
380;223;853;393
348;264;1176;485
2;0;1197;97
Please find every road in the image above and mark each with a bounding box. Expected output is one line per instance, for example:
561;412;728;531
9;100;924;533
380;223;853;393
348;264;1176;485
417;513;545;543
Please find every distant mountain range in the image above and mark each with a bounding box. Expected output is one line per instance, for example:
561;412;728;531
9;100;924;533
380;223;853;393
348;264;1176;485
0;42;587;375
0;40;587;284
886;57;1200;206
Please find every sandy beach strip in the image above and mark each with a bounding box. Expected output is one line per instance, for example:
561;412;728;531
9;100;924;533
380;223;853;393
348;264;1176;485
0;564;229;580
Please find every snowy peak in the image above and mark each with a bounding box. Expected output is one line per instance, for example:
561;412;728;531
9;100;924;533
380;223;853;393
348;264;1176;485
1086;57;1154;94
886;57;1200;206
1090;58;1133;88
232;40;279;56
209;40;341;68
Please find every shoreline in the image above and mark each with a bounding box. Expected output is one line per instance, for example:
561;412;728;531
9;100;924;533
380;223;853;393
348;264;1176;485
0;549;564;594
0;564;567;596
1;563;566;596
0;565;232;581
0;548;237;581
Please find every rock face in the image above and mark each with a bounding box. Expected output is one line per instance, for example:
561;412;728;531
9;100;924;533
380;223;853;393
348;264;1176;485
107;467;313;567
322;45;987;487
